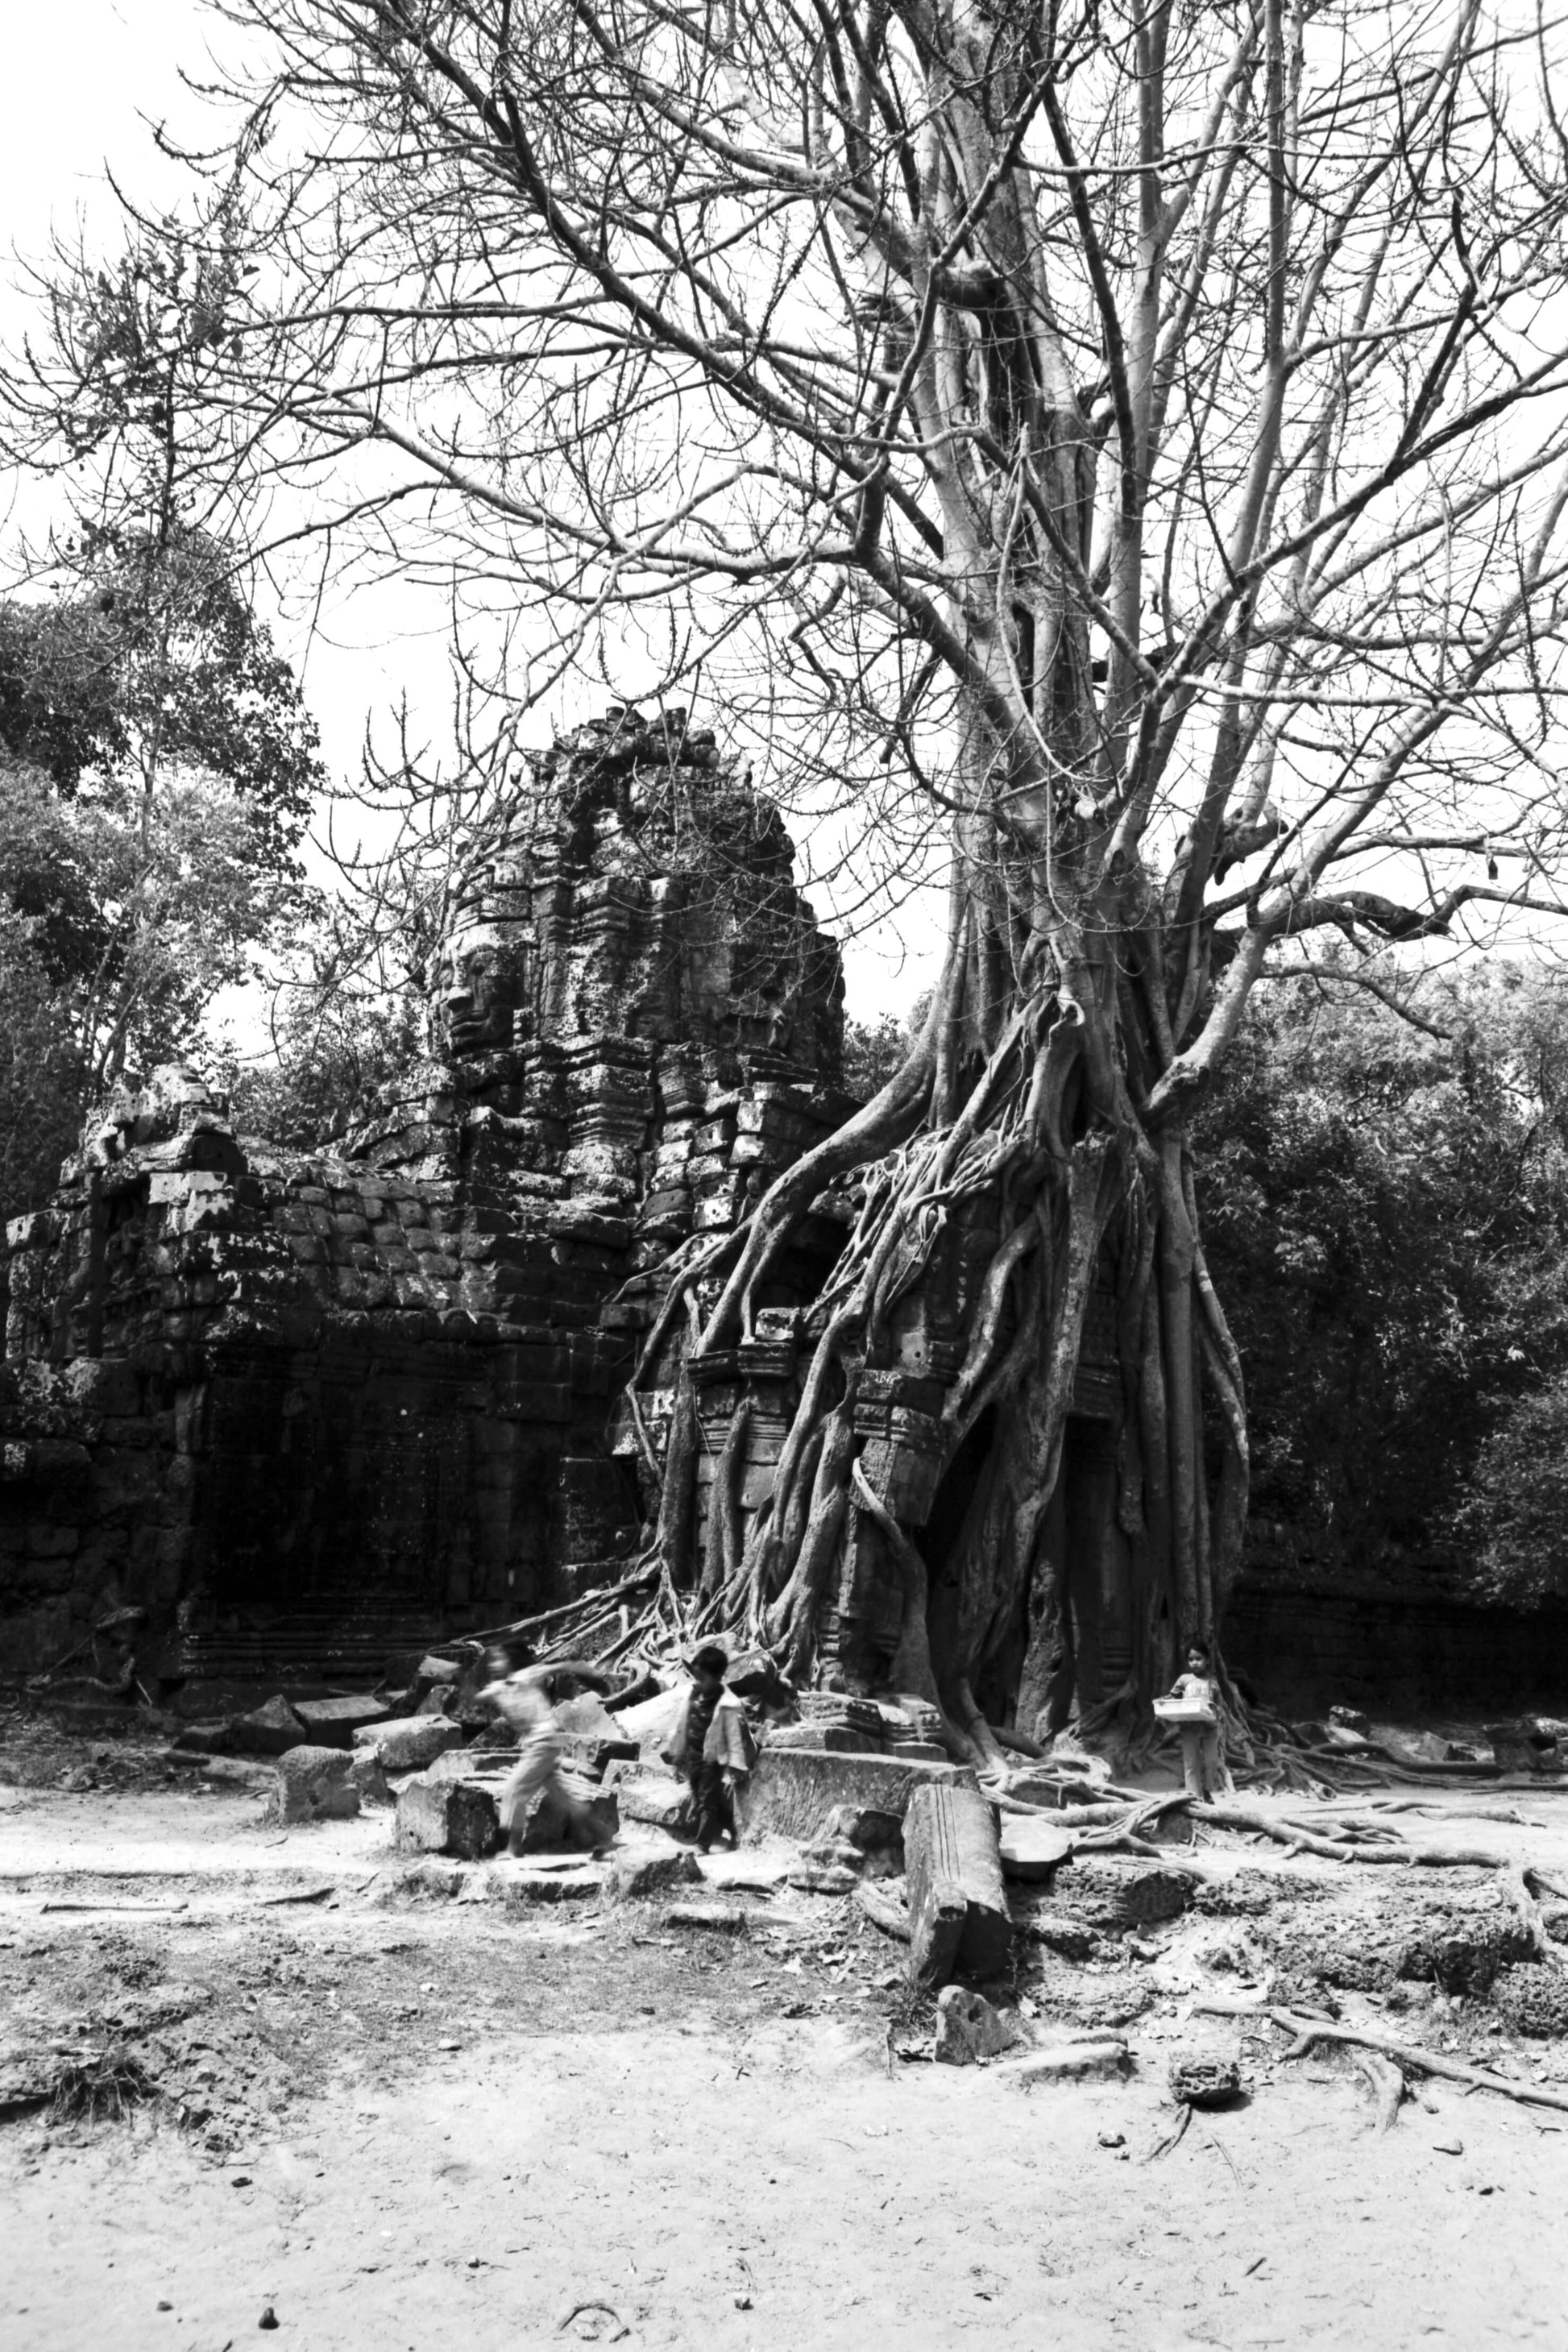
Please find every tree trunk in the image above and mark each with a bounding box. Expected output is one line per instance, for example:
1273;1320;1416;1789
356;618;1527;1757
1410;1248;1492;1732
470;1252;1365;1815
633;753;1251;1760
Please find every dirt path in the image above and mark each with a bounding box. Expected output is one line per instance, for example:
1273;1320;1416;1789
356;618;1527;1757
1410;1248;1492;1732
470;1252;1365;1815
6;1724;1568;2349
6;1969;1567;2352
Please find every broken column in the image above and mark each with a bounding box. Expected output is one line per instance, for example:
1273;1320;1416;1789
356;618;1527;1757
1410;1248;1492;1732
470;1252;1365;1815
904;1779;1011;1986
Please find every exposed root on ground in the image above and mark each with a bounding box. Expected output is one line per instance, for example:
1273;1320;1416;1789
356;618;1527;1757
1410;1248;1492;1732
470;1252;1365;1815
1197;1999;1568;2118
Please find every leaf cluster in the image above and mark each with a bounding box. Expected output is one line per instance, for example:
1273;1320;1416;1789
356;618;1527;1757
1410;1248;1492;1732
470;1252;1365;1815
1199;964;1568;1600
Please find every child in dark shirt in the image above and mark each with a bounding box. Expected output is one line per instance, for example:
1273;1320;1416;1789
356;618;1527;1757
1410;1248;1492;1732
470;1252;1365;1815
677;1644;757;1851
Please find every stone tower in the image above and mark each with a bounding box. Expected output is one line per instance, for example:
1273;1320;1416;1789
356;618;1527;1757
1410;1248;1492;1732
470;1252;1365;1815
0;707;848;1678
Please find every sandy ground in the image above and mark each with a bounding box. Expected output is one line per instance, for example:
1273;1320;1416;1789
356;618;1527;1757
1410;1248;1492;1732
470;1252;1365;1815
6;1718;1568;2350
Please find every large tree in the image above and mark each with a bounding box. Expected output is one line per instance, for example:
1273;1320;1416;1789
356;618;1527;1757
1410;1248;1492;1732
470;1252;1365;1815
0;219;326;1222
19;0;1568;1746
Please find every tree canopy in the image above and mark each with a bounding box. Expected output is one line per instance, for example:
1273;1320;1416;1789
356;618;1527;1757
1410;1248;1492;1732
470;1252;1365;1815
0;218;327;1226
1201;963;1568;1601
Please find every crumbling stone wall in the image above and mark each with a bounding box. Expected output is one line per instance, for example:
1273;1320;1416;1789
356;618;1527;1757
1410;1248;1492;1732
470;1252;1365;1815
0;707;846;1676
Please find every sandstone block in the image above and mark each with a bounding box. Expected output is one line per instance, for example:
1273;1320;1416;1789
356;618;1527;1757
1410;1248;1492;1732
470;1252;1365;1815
765;1723;869;1753
293;1695;390;1746
229;1695;309;1757
1065;1860;1197;1931
497;1865;605;1907
554;1692;625;1741
1028;1918;1101;1962
270;1744;360;1824
613;1774;691;1833
614;1686;687;1761
350;1749;392;1807
828;1803;902;1856
354;1715;464;1771
603;1847;703;1902
521;1779;619;1853
170;1720;233;1755
1009;2039;1130;2088
999;1819;1076;1883
905;1780;1011;1986
735;1747;977;1847
1485;1718;1564;1774
396;1769;501;1859
934;1985;1020;2066
786;1862;858;1895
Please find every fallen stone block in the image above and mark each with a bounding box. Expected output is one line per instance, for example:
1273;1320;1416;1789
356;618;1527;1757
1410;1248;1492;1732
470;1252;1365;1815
269;1744;360;1824
1008;2039;1130;2087
496;1865;604;1908
424;1745;512;1783
800;1836;865;1873
999;1818;1076;1883
556;1732;637;1777
1485;1718;1564;1775
907;1873;966;1988
396;1770;502;1860
554;1692;625;1742
735;1746;978;1847
663;1903;756;1933
603;1847;703;1902
905;1780;1011;1986
169;1720;234;1755
828;1803;902;1858
521;1779;619;1853
765;1724;869;1753
350;1749;392;1807
723;1647;782;1702
856;1881;911;1942
229;1695;308;1757
614;1684;686;1761
612;1774;691;1833
417;1654;462;1683
786;1862;858;1896
934;1985;1020;2067
292;1695;391;1746
1063;1858;1197;1931
1028;1917;1101;1962
354;1715;464;1771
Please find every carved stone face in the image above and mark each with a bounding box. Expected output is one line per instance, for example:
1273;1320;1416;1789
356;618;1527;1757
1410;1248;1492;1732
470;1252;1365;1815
429;919;529;1060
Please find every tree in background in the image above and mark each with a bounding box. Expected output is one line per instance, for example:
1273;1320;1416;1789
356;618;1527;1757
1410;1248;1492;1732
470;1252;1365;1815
17;0;1568;1752
1202;962;1568;1603
0;219;326;1225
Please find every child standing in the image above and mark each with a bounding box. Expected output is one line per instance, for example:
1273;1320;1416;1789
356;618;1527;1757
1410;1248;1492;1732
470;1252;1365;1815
1168;1641;1223;1801
673;1645;757;1852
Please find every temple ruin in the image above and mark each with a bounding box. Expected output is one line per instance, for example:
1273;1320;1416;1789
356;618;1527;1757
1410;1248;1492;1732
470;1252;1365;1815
0;706;852;1681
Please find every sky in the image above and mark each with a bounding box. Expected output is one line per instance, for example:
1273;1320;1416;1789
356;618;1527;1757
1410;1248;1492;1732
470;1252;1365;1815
0;0;941;1038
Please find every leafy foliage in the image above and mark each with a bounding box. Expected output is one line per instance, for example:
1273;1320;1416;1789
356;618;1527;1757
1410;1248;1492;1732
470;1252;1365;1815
0;894;90;1233
842;1014;908;1105
1199;969;1568;1601
0;211;328;1223
221;977;425;1151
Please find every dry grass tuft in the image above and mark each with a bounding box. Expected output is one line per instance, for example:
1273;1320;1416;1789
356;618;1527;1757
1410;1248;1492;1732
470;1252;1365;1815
48;2044;161;2125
